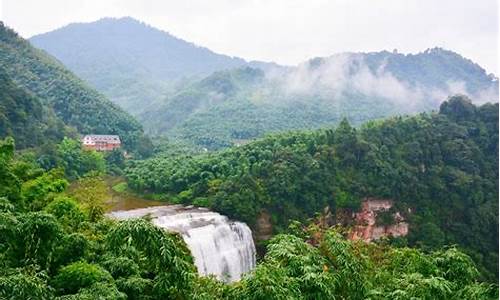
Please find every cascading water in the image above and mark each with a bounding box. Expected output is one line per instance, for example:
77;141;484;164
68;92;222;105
108;205;256;282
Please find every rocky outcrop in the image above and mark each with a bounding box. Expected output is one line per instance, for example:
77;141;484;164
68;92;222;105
349;198;409;242
255;210;273;241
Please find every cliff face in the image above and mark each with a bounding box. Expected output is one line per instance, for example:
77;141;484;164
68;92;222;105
255;210;273;241
349;198;409;242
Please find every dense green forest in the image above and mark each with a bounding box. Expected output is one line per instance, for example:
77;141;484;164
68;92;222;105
139;67;407;149
0;67;68;148
0;135;496;299
126;96;499;281
139;50;498;150
0;22;150;155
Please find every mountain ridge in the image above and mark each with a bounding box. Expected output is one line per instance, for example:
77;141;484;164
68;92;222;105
28;17;498;150
30;17;277;112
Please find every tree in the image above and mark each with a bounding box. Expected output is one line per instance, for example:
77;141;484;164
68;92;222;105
57;137;105;179
105;218;196;299
51;261;113;295
0;137;22;204
439;95;476;122
69;175;107;222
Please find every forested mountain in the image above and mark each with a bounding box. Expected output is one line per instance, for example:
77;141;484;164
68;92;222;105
0;67;68;149
0;22;149;154
127;96;499;281
140;49;498;149
30;17;274;112
30;18;498;151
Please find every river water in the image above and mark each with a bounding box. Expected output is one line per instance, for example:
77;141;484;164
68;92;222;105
107;205;256;282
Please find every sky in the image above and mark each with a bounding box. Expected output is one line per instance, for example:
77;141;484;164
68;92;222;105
1;0;498;74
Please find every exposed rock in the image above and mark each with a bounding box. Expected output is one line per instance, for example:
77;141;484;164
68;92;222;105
349;198;409;242
255;209;273;241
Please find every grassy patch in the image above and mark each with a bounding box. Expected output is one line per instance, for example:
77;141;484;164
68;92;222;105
112;182;128;193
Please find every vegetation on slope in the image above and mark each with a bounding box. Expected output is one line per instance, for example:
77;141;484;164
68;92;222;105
0;22;150;155
140;48;498;149
30;18;498;151
29;17;260;112
0;136;496;299
127;95;499;280
0;67;68;148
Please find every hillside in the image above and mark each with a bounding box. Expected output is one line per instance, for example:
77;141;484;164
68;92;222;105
0;122;496;298
141;49;498;149
127;96;499;280
0;67;68;149
30;17;271;112
30;18;498;150
0;22;148;153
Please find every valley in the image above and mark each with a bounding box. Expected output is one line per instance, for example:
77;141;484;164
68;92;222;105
0;14;497;300
30;18;498;150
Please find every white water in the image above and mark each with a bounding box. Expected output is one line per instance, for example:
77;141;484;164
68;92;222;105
108;205;256;282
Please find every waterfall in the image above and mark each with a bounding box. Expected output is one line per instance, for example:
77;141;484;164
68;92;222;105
108;205;256;282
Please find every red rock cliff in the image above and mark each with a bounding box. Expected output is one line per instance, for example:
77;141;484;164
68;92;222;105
349;198;408;242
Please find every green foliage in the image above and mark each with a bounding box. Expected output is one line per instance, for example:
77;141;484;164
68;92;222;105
234;225;497;300
51;262;113;295
69;175;108;222
127;97;498;280
57;138;105;179
0;67;66;149
22;168;68;211
101;257;140;279
0;138;22;205
111;182;127;193
18;212;64;269
240;234;336;299
114;277;152;300
105;218;196;299
55;282;126;300
45;197;86;230
0;22;149;154
0;95;497;299
105;149;126;175
0;267;53;300
52;233;88;272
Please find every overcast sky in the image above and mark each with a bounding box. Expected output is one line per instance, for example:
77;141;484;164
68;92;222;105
1;0;498;74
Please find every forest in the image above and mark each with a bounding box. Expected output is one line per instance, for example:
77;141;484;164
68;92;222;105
0;133;497;299
126;96;499;282
138;49;498;150
0;22;151;156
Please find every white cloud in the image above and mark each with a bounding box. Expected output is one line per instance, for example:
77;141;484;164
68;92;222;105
267;53;497;109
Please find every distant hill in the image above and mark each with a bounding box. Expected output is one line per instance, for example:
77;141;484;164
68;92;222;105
0;22;148;153
140;49;498;149
29;18;498;150
30;17;274;112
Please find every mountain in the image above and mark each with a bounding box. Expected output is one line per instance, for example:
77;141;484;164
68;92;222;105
0;67;68;149
29;18;498;150
30;17;273;112
0;22;148;153
140;49;498;149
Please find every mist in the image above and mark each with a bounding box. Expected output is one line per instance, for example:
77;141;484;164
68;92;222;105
264;52;499;111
